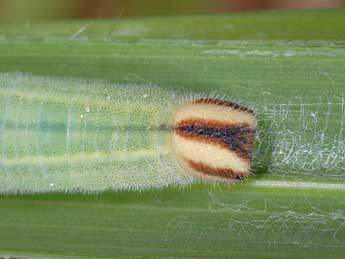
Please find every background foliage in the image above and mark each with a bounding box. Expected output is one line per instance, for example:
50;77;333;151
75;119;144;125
0;5;344;259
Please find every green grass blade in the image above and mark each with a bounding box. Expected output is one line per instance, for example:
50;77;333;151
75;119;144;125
1;8;345;40
0;8;344;259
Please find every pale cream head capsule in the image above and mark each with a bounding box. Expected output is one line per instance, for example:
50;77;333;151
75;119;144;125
171;98;257;182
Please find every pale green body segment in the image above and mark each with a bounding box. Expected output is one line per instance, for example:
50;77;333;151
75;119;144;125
0;73;194;193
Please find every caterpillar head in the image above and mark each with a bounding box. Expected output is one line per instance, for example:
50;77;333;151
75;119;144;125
171;98;257;182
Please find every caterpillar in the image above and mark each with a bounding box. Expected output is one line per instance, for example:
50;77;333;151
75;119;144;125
0;73;256;193
2;72;343;194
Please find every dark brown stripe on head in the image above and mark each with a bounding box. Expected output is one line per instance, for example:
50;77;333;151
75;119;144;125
193;98;254;114
176;118;250;130
175;119;256;160
186;159;247;180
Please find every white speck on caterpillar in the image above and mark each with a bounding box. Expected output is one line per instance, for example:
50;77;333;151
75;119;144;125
0;73;257;194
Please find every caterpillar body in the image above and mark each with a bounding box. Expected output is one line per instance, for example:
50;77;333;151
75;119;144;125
0;73;256;193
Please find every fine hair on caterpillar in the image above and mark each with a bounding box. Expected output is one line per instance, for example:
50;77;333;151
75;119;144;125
1;72;344;194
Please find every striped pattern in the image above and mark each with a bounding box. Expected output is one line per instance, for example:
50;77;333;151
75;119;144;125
171;98;257;182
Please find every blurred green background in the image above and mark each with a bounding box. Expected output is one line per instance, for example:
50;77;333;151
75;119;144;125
1;0;345;22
